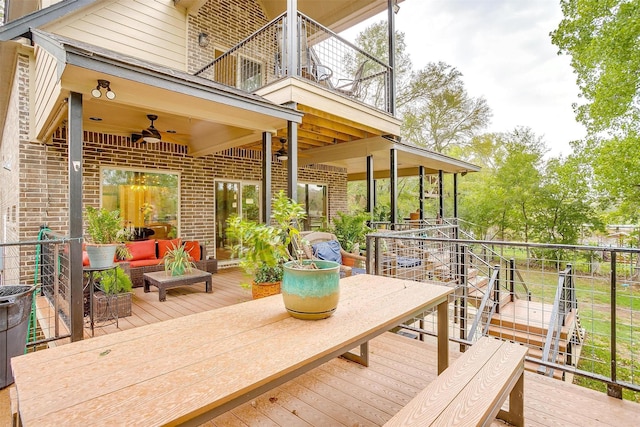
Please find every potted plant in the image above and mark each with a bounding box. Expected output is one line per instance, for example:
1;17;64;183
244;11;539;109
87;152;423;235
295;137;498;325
93;266;133;321
331;211;372;262
163;244;195;276
84;206;125;268
226;212;289;299
271;192;341;320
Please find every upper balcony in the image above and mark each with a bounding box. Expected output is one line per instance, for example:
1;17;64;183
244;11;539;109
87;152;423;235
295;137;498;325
194;11;400;148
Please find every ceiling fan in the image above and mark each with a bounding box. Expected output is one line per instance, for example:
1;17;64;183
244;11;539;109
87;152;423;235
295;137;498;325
134;114;162;143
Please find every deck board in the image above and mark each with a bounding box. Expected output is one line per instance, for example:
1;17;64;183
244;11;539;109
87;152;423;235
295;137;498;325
10;267;640;427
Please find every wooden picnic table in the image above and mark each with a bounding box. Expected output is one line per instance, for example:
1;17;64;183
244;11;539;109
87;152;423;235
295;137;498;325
11;274;453;426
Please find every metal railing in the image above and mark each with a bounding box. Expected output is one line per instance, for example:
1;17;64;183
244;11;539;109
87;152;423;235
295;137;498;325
366;229;640;399
195;12;391;112
0;231;73;351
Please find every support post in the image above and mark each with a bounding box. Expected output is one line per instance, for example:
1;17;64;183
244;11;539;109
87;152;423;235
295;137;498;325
68;92;84;342
419;166;425;220
366;155;374;220
438;169;444;220
262;132;272;223
609;252;622;398
390;148;398;227
287;119;298;201
286;0;298;77
387;0;396;115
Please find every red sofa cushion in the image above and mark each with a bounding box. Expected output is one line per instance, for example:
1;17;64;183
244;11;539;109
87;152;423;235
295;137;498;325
82;251;90;266
184;241;201;261
128;259;163;268
157;238;182;259
125;239;157;261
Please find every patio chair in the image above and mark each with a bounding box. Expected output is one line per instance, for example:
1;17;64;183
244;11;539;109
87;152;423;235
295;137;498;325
382;238;445;281
300;231;366;277
332;60;368;98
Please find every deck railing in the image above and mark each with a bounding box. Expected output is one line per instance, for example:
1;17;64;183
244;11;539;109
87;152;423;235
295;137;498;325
195;12;392;113
367;228;640;399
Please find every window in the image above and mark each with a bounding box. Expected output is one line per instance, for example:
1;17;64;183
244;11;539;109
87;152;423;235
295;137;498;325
297;183;327;231
101;168;179;240
239;56;263;92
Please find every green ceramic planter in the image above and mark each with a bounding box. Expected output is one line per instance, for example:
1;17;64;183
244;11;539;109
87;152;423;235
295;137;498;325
282;260;340;320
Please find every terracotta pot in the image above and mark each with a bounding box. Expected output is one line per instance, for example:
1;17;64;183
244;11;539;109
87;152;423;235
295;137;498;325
282;260;340;320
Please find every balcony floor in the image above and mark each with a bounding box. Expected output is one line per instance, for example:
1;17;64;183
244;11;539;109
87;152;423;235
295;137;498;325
5;268;639;426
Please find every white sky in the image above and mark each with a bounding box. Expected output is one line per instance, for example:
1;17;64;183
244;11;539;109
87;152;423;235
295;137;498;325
342;0;585;158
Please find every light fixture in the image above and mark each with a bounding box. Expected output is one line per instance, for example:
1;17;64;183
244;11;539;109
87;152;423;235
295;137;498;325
198;32;209;47
393;0;400;14
141;114;161;143
276;138;288;161
91;79;116;99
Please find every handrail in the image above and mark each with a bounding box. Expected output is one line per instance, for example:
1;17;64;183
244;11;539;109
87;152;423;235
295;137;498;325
468;266;500;340
538;264;573;377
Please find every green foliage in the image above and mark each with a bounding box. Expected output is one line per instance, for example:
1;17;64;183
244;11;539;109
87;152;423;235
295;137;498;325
331;211;372;252
163;245;195;276
227;191;306;283
84;207;123;244
95;266;132;294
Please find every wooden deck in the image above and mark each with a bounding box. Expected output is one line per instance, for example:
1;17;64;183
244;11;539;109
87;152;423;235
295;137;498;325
5;267;639;426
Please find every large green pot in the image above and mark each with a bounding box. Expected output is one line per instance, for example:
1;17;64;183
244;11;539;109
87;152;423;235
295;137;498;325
282;260;340;320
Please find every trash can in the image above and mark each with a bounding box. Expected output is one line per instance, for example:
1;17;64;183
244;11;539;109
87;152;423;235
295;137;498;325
1;285;35;389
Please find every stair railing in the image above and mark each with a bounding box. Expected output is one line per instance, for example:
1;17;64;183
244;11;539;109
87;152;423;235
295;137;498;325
538;264;574;377
468;265;500;341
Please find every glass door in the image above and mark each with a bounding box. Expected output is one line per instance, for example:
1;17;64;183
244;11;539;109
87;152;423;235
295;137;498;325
215;181;261;261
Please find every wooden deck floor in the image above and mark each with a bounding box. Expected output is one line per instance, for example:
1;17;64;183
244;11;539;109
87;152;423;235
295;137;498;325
6;267;639;426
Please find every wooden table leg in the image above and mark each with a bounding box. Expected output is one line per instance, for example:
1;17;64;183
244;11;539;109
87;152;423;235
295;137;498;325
206;277;212;293
437;299;449;374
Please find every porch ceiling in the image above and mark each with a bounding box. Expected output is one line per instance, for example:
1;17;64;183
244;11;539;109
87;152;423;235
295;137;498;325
177;0;404;32
297;136;481;178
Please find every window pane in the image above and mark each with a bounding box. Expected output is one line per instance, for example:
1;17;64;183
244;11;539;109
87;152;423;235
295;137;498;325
102;169;179;240
297;183;327;231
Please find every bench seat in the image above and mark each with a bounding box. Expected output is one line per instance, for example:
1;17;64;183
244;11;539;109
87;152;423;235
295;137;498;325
385;336;528;426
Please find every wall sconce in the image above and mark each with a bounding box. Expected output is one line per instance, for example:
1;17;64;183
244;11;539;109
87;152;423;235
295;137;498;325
393;0;400;14
198;32;209;48
276;138;288;161
91;79;116;100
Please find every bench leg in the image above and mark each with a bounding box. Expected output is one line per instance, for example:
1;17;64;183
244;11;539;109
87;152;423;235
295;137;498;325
341;341;369;366
497;371;524;427
437;300;449;374
206;278;212;293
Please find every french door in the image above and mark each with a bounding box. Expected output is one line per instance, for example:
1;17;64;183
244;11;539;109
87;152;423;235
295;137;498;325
215;181;260;261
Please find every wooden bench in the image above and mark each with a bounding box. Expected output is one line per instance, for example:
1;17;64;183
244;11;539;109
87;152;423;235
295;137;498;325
385;336;528;426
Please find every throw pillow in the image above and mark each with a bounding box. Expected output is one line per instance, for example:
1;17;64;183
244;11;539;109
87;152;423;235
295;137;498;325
184;241;201;261
157;238;182;259
125;239;157;261
312;240;342;264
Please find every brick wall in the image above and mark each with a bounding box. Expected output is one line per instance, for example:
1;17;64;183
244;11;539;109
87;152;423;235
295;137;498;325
187;0;269;74
42;130;346;258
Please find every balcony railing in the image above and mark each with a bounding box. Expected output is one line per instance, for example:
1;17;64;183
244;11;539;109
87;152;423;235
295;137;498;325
366;225;640;400
195;12;392;113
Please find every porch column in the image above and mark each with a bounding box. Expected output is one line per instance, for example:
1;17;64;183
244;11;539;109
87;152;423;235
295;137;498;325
438;169;444;220
286;0;298;77
390;148;398;227
419;166;425;220
453;173;459;238
68;92;84;342
262;132;272;223
287;119;298;200
366;155;374;218
387;0;396;114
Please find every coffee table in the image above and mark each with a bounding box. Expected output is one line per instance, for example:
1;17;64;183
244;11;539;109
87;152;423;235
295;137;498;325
143;269;212;301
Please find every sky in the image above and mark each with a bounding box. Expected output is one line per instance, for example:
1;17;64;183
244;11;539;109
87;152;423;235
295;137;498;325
343;0;585;158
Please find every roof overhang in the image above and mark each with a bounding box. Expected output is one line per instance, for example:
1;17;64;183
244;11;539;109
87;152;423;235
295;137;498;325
30;29;302;156
175;0;404;32
298;136;481;179
0;40;23;145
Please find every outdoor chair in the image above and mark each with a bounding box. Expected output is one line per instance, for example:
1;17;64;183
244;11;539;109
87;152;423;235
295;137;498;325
300;231;366;277
331;60;368;98
381;238;444;281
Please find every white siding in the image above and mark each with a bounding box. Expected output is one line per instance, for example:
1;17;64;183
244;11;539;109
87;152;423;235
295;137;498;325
46;0;187;71
34;46;61;140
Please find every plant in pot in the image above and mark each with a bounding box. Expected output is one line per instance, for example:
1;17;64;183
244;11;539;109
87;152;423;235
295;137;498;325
271;192;342;320
331;211;372;261
226;214;289;299
84;206;126;268
163;244;196;276
93;266;133;320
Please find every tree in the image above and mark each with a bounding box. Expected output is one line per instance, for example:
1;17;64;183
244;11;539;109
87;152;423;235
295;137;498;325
551;0;640;135
401;62;492;154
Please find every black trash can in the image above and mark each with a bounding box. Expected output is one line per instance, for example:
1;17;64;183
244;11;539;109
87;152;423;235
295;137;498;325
1;285;35;389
